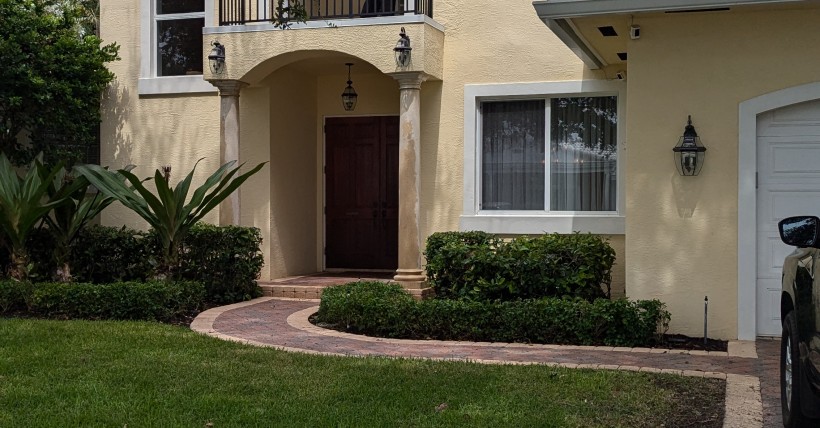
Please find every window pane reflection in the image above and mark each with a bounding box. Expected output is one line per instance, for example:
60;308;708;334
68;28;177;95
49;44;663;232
157;18;204;76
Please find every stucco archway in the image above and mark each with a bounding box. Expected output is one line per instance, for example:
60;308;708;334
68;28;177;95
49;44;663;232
737;81;820;340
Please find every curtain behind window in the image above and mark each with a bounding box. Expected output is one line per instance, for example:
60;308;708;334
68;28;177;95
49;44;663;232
481;100;545;210
550;96;617;211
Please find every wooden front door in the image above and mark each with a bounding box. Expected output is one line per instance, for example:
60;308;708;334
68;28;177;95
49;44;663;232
325;116;398;270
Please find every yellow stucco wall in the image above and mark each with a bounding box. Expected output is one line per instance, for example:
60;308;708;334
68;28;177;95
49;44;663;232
99;0;627;291
625;7;820;339
100;1;221;230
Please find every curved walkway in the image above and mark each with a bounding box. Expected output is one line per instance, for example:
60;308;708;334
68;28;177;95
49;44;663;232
191;297;782;428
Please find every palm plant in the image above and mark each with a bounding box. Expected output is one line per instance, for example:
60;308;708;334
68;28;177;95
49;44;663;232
76;160;265;279
0;153;68;280
39;164;133;282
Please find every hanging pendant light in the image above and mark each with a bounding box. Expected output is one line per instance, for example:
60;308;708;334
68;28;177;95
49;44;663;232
341;63;358;111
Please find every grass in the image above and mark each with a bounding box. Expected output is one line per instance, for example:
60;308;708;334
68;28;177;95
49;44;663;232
0;319;724;427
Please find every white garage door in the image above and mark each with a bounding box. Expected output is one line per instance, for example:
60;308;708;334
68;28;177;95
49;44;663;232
757;98;820;336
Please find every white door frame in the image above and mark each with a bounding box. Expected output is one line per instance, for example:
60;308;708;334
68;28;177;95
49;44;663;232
738;81;820;340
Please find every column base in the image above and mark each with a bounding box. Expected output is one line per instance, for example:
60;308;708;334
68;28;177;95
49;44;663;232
393;269;435;300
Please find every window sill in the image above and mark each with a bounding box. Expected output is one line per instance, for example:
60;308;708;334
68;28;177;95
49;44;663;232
138;76;217;95
459;214;625;235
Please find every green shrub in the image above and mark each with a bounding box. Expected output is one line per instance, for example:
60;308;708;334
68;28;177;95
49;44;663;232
423;231;501;300
317;281;414;337
316;281;670;347
424;232;615;301
2;223;262;305
68;225;155;283
175;223;264;304
22;280;204;321
0;280;33;313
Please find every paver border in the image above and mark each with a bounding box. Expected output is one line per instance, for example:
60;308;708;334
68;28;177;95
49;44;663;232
191;297;764;428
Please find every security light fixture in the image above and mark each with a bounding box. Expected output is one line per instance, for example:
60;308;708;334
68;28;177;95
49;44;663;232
394;27;412;68
673;115;707;176
208;41;226;75
341;63;358;111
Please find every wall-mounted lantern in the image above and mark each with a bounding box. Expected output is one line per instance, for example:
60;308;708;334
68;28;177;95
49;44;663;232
208;41;226;75
394;27;412;68
673;115;707;176
341;63;358;111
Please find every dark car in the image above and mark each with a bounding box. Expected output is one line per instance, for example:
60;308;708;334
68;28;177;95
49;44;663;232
778;216;820;427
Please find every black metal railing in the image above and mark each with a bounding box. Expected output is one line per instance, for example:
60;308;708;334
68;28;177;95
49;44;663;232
219;0;433;26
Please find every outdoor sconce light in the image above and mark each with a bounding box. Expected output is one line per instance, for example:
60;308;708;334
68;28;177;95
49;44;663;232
208;41;226;75
673;115;707;176
341;63;358;111
394;27;412;68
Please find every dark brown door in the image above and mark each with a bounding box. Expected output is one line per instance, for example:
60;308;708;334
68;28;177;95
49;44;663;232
325;116;398;270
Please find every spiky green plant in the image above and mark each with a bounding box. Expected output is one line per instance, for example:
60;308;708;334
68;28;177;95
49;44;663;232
0;153;68;280
76;160;265;279
39;164;134;282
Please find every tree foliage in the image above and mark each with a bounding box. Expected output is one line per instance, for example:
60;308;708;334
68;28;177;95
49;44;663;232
0;0;118;166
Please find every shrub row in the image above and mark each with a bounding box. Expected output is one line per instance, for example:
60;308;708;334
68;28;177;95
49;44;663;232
2;223;263;304
425;231;616;301
0;280;204;321
315;282;670;347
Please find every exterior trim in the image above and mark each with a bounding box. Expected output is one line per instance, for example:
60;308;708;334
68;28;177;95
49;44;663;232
737;81;820;340
533;0;804;19
545;19;605;70
138;76;217;95
462;80;626;235
139;0;215;95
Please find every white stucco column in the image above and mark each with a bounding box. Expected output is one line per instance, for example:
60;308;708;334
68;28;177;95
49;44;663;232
211;79;248;226
390;72;430;297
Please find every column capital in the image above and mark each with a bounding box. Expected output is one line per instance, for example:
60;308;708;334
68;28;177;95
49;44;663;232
209;79;248;97
389;72;428;91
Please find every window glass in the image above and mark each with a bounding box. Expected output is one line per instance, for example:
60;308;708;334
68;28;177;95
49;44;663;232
157;18;204;76
157;0;204;14
481;100;546;210
550;96;617;211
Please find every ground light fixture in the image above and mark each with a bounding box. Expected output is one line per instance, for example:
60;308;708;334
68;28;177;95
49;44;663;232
208;41;226;75
673;115;707;176
341;63;358;111
394;27;412;68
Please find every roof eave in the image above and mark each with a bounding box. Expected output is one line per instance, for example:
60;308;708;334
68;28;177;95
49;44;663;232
543;18;605;70
533;0;804;19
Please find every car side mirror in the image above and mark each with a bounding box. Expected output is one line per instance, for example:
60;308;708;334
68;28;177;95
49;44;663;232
779;216;820;248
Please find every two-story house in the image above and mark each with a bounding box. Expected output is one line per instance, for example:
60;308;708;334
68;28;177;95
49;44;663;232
100;0;820;341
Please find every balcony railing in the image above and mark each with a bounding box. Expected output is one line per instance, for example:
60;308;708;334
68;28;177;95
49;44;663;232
219;0;433;26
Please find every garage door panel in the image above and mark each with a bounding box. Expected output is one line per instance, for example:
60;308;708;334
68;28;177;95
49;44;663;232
769;191;820;220
756;234;790;277
773;145;820;175
758;99;820;137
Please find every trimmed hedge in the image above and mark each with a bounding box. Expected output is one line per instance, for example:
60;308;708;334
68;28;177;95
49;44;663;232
175;223;264;304
0;280;204;321
425;232;616;301
67;225;155;283
1;223;263;305
315;281;670;347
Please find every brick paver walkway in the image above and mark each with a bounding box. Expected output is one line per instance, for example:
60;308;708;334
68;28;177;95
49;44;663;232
193;298;783;427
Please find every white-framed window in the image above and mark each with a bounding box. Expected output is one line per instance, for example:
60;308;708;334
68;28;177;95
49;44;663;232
139;0;216;94
461;81;626;235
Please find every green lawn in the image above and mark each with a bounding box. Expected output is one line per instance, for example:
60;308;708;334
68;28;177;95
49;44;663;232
0;319;724;427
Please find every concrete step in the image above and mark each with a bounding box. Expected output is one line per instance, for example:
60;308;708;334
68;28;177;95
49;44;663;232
259;272;395;300
260;284;327;300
